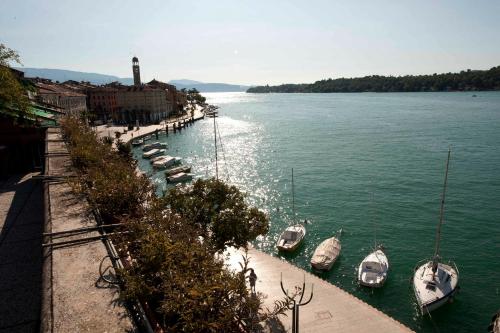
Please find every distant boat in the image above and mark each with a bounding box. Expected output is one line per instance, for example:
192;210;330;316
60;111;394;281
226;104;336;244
143;142;167;152
143;135;152;141
167;172;193;183
311;230;342;271
277;168;307;252
165;165;191;177
413;148;459;314
358;247;389;287
142;148;165;159
131;139;143;146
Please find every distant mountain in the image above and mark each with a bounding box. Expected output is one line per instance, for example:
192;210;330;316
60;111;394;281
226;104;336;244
169;79;204;85
16;68;133;85
168;80;251;92
15;67;251;92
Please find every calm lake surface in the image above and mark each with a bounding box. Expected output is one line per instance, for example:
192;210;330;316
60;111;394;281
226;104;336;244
134;92;500;333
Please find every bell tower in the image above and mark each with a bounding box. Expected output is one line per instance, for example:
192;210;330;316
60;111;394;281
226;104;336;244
132;56;141;86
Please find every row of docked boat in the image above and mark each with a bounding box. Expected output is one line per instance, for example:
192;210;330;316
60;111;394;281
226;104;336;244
137;140;194;184
276;149;459;314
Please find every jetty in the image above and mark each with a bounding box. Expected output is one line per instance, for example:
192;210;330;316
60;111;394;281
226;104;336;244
226;247;414;333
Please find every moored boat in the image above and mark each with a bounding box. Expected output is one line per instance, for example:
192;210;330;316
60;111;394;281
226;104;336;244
167;172;193;183
165;165;191;177
310;230;342;271
152;156;176;169
143;142;167;152
131;139;143;146
142;148;165;159
277;224;306;252
358;248;389;287
413;148;459;314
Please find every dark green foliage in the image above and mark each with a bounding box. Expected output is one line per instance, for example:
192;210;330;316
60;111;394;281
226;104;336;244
187;88;207;105
61;117;153;220
0;44;31;119
163;178;269;252
247;66;500;93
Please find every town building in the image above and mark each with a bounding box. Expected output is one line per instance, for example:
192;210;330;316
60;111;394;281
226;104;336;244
33;80;87;116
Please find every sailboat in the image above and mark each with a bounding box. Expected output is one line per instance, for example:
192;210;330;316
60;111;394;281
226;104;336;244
358;194;389;287
413;148;459;314
310;229;342;271
277;168;306;252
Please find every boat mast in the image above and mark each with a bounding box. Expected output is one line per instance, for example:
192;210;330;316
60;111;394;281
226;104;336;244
433;148;451;270
213;115;218;180
292;168;295;223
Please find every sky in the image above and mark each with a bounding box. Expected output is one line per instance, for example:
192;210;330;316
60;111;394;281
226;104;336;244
1;0;500;85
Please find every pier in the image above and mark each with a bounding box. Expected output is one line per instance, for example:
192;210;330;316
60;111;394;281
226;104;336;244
226;247;414;333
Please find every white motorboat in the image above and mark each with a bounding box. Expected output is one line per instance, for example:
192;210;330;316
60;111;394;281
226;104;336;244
277;224;306;252
143;135;152;141
165;165;191;177
152;156;176;169
413;148;459;314
358;248;389;287
310;233;341;271
167;172;193;183
131;139;143;146
142;142;167;152
142;148;165;159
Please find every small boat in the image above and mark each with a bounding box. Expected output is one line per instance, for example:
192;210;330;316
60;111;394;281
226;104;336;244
413;148;459;314
311;230;342;271
143;135;152;141
152;156;176;169
142;148;165;159
358;247;389;287
167;172;193;183
276;168;307;252
165;165;191;177
277;224;306;252
142;142;167;152
131;139;143;146
358;193;389;287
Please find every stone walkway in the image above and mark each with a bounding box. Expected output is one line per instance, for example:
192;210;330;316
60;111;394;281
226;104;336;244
0;173;43;333
41;128;135;332
226;247;414;333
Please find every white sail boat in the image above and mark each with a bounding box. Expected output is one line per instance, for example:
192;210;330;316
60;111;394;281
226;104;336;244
413;148;459;314
358;194;389;287
277;168;306;252
358;247;389;287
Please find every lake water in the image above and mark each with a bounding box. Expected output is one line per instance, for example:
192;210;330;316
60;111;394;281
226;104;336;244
133;92;500;333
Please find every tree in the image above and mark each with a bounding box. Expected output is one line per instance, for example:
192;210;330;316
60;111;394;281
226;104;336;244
162;178;269;252
0;44;31;119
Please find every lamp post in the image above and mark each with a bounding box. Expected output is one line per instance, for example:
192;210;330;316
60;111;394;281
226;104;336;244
280;273;314;333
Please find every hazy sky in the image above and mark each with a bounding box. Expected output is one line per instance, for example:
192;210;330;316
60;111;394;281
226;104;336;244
1;0;500;85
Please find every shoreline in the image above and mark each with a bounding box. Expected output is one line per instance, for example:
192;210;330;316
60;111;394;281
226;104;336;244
95;104;206;144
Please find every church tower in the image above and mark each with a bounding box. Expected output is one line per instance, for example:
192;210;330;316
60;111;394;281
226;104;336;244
132;56;141;86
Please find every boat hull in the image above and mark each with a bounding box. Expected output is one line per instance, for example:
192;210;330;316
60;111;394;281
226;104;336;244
357;249;389;288
413;261;459;314
310;237;341;271
277;225;306;252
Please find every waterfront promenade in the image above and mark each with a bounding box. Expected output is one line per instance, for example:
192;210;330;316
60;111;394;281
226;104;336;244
227;247;414;333
96;106;205;144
